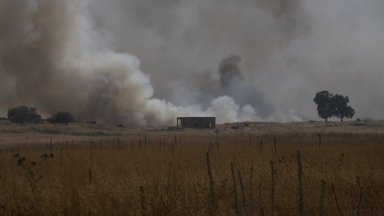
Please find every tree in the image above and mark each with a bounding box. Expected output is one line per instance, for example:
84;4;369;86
330;94;355;122
47;112;75;125
7;106;42;123
344;106;355;120
313;91;333;122
313;91;355;122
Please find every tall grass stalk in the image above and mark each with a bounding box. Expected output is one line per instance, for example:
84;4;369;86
144;135;147;147
238;170;246;214
273;137;277;153
259;180;265;216
50;137;52;153
249;165;254;211
296;151;304;216
270;161;275;216
249;134;252;147
140;185;147;216
319;180;325;216
356;176;363;216
89;140;93;185
206;153;218;211
331;183;343;216
231;162;239;216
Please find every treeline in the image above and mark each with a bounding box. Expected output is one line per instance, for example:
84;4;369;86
3;91;357;125
6;105;75;124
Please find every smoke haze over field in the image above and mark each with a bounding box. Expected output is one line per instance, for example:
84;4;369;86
1;0;384;125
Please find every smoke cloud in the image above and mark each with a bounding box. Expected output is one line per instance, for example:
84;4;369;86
218;55;272;117
219;55;243;89
1;0;384;125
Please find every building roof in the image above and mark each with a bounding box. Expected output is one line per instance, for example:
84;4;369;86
177;117;215;119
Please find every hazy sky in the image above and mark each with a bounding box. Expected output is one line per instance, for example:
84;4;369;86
1;0;384;124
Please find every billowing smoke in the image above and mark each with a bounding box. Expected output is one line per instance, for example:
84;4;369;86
90;0;384;121
1;0;384;125
0;0;256;125
0;0;154;124
218;55;272;116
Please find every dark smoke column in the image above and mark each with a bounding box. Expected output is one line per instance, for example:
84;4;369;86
218;54;273;117
219;55;243;91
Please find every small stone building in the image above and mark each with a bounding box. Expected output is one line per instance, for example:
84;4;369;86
176;117;216;129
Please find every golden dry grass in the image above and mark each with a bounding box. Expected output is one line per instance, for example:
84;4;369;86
0;120;384;215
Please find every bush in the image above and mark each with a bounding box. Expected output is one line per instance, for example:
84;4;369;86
47;112;75;124
7;106;42;123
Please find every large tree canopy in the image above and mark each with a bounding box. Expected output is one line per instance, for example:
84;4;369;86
330;95;355;122
313;91;332;122
313;91;355;122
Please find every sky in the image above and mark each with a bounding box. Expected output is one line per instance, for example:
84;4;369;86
1;0;384;125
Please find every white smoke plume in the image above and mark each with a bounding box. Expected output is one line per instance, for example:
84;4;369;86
1;0;384;125
0;0;257;125
89;0;384;121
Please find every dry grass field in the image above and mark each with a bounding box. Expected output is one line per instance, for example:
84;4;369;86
0;120;384;215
